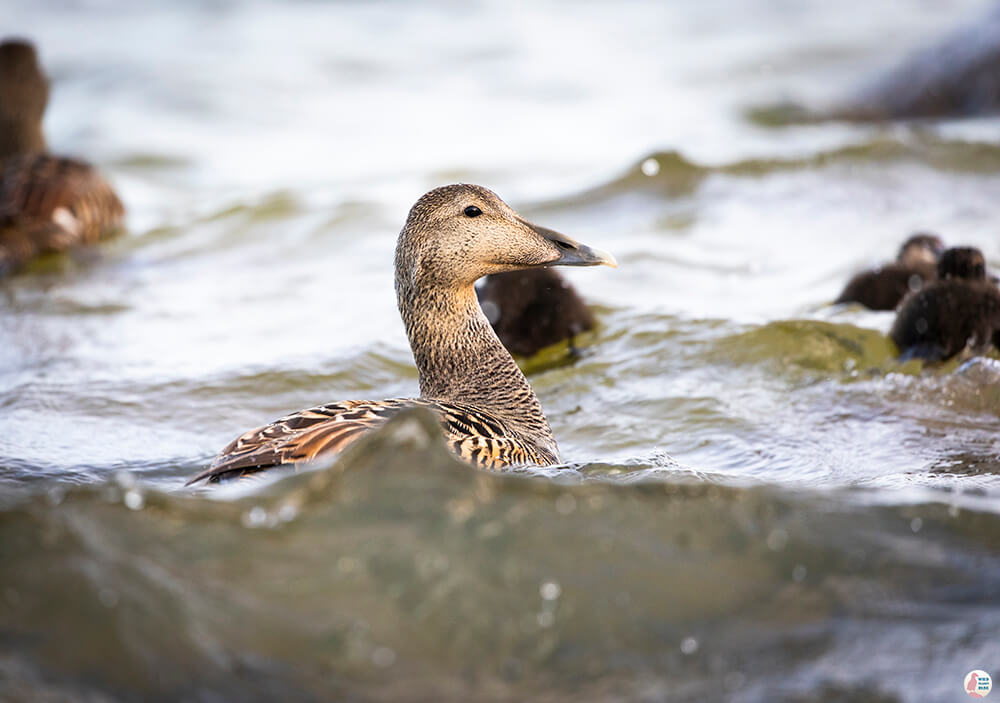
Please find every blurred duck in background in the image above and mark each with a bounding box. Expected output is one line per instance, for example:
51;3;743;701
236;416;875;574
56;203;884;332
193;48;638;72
0;38;124;277
835;232;944;310
829;4;1000;122
751;4;1000;124
890;246;1000;362
478;268;596;358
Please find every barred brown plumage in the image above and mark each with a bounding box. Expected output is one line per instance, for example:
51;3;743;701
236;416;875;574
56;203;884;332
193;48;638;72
189;184;616;484
0;39;124;276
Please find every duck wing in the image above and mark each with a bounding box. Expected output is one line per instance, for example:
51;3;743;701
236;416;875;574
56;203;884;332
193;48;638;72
189;398;549;484
188;399;416;484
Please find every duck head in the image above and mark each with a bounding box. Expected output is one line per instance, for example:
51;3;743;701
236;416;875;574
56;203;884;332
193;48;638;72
396;184;616;290
938;246;987;281
897;232;945;267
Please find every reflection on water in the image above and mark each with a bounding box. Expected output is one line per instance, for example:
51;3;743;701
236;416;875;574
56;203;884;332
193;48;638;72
2;0;1000;700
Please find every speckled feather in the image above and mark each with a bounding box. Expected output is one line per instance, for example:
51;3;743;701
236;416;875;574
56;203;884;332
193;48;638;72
188;398;555;483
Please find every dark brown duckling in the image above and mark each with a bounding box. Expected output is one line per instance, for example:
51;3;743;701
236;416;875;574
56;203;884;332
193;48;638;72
188;184;616;484
890;247;1000;362
0;39;124;277
835;233;945;310
477;268;595;358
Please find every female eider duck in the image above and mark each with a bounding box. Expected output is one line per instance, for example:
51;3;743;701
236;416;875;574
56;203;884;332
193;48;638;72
478;268;595;358
835;232;945;310
188;184;616;484
0;39;124;276
890;246;1000;362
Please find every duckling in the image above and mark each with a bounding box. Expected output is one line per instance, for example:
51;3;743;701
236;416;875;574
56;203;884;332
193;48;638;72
477;268;595;358
835;233;945;310
188;184;616;484
0;39;124;276
890;246;1000;362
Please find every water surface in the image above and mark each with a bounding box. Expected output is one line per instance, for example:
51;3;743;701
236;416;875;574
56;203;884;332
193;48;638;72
1;1;999;701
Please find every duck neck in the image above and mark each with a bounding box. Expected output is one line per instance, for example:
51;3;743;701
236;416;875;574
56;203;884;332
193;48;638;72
0;119;45;163
397;274;556;450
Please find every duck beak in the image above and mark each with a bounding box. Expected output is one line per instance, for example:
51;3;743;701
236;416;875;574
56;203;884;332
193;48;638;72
526;220;618;268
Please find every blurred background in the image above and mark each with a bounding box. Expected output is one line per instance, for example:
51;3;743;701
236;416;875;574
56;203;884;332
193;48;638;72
1;1;999;701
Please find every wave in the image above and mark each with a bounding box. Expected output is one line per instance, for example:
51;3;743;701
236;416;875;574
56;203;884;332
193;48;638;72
1;410;997;702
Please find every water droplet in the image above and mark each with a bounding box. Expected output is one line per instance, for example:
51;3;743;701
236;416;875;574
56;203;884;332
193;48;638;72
123;490;144;511
540;581;561;600
680;637;698;655
446;498;475;524
640;158;660;177
371;646;396;668
242;506;268;528
46;486;66;506
766;528;788;551
910;517;923;533
114;471;136;489
554;493;576;515
477;521;503;539
98;588;119;608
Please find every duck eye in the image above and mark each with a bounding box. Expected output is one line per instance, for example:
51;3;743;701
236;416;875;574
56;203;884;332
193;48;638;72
464;206;482;218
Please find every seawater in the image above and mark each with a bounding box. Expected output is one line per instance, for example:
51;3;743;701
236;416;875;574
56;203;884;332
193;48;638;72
1;0;999;701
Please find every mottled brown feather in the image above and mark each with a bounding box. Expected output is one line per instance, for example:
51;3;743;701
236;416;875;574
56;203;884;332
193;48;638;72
189;398;550;484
